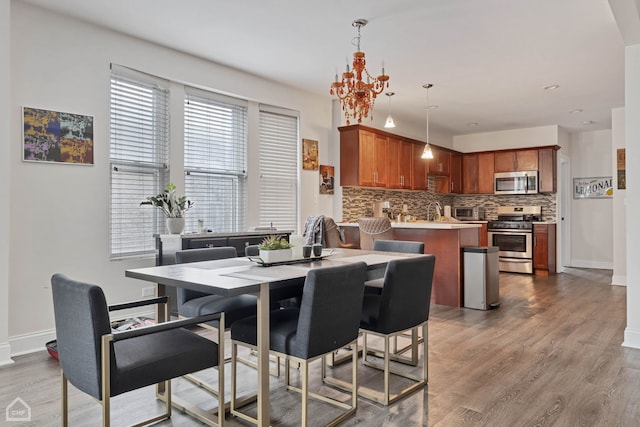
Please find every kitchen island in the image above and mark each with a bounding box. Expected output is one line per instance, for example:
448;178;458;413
339;221;481;307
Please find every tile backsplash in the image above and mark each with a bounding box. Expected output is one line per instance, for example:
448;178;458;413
342;186;557;222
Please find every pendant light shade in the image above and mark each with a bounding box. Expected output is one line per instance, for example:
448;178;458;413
384;92;396;128
421;84;434;159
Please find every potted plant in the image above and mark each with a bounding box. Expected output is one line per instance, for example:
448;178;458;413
258;235;292;263
140;183;194;234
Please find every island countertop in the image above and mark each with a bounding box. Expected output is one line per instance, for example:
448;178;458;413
338;221;481;230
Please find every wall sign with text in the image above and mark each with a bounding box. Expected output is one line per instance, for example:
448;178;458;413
573;176;613;199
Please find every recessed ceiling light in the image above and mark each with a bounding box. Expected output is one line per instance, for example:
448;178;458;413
582;120;596;125
544;84;560;90
569;109;583;114
466;122;479;126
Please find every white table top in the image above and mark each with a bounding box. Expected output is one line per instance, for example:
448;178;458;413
125;248;415;296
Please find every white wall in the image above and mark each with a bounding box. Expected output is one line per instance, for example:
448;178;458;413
452;125;560;152
0;0;12;366
7;2;333;354
611;108;626;285
623;43;640;348
569;130;613;269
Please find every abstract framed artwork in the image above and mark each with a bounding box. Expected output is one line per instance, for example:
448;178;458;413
319;164;334;194
23;106;94;165
302;138;318;170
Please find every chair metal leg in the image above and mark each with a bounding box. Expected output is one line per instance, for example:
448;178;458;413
301;360;309;427
61;373;68;427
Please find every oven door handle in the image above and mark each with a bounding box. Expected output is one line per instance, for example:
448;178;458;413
488;231;531;235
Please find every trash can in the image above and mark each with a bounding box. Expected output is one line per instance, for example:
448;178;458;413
463;246;500;310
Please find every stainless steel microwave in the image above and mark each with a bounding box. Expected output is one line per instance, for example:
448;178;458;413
494;171;538;195
452;206;485;221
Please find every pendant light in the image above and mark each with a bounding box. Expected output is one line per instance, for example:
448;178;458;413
421;83;434;159
384;92;396;128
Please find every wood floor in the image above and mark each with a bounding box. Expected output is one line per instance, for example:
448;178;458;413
2;268;639;426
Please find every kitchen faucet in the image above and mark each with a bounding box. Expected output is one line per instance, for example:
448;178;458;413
427;201;442;221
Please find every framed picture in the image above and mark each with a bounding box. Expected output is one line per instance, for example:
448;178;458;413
573;176;613;199
319;164;334;194
23;106;94;165
302;138;318;170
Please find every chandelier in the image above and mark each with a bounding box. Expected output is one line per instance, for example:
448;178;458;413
330;19;390;125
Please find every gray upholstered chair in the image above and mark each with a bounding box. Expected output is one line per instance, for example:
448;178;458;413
176;246;257;330
359;255;435;405
230;262;367;427
51;273;223;427
357;217;393;250
323;217;356;248
245;244;259;257
325;255;435;406
366;239;425;291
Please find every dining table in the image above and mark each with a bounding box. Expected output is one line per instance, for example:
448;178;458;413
125;248;420;426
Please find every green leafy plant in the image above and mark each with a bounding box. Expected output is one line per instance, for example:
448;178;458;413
140;183;194;218
258;235;292;250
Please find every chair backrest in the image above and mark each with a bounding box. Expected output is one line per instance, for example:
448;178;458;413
377;255;436;334
358;217;393;250
294;262;367;359
175;246;238;305
373;239;424;254
245;244;259;257
51;273;111;400
323;217;344;248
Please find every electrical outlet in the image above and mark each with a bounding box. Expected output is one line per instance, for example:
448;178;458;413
141;287;155;297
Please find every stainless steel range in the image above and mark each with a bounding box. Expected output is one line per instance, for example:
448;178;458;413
488;206;541;274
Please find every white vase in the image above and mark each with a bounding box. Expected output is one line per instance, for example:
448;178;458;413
259;248;292;264
166;217;185;234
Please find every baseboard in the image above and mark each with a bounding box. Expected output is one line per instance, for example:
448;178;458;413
9;329;56;357
623;327;640;349
611;274;627;286
0;342;14;366
569;259;613;270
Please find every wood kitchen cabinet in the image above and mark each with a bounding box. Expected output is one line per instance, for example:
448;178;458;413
387;137;413;189
533;223;556;275
494;149;539;172
462;152;495;194
429;147;450;175
339;126;387;187
450;153;462;193
412;144;428;190
538;147;558;193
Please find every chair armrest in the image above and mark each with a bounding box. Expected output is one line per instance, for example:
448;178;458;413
108;296;168;312
111;312;221;342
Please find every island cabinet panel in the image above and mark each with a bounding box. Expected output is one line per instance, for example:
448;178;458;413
393;226;479;307
412;144;428;190
538;147;557;193
533;223;556;275
387;137;413;189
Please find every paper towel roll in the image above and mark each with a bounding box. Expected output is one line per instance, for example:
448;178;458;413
444;206;452;218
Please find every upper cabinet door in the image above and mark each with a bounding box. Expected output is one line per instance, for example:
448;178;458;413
516;149;539;171
450;153;462;193
412;144;428;190
477;152;495;194
358;130;377;187
462;154;479;194
494;151;517;173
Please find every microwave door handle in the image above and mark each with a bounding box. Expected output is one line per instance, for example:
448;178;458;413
524;173;529;193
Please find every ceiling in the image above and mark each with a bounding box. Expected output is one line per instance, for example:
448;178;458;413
21;0;625;136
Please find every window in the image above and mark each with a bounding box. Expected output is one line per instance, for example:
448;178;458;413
109;68;169;258
258;105;299;230
184;88;248;233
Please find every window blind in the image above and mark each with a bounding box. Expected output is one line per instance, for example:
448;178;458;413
258;106;299;231
184;89;248;233
109;70;169;258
